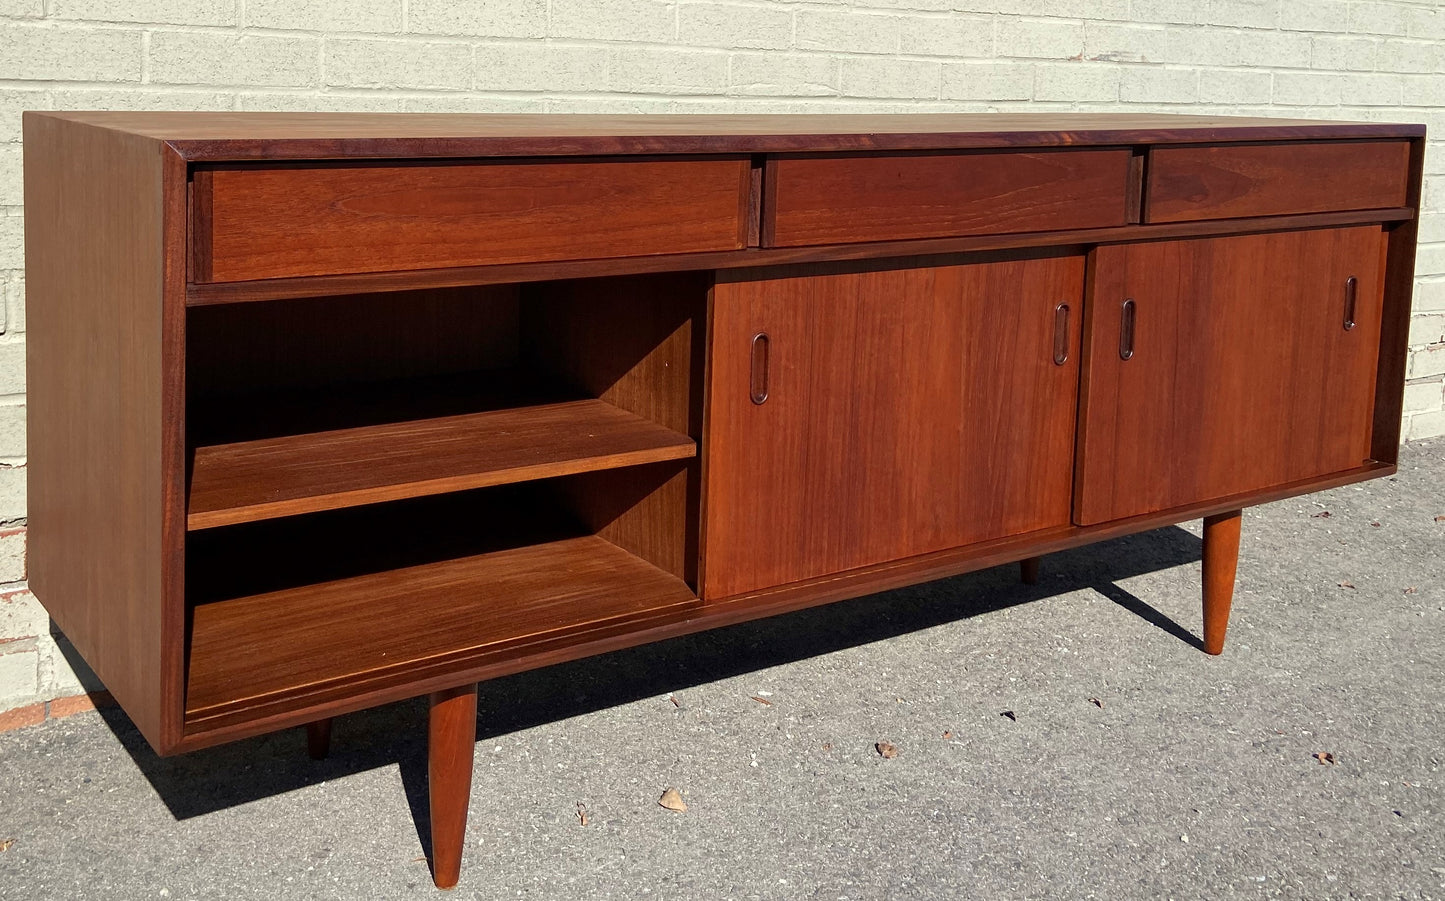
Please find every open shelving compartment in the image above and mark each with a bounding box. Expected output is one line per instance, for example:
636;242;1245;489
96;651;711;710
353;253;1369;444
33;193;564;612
182;272;709;734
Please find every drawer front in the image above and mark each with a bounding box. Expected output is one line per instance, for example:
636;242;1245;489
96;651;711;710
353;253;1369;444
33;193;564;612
763;149;1133;247
192;157;753;283
1145;141;1410;223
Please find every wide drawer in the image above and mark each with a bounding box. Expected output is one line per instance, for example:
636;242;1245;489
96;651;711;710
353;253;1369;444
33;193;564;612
191;157;752;283
1145;140;1410;223
762;149;1133;247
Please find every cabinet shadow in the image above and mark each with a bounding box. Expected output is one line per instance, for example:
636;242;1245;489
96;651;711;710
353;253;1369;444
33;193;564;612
68;523;1204;834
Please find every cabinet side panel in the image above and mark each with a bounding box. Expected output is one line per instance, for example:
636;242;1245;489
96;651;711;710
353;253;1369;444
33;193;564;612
23;115;173;750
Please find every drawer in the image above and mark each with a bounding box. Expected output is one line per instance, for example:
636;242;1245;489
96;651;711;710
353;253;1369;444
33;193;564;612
1145;141;1410;223
762;149;1133;247
191;157;753;283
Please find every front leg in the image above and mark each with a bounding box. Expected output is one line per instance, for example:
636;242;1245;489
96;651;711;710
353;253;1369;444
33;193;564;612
429;684;478;889
1201;510;1242;656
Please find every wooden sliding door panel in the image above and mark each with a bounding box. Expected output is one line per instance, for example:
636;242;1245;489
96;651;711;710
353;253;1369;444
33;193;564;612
1076;226;1386;525
704;255;1085;599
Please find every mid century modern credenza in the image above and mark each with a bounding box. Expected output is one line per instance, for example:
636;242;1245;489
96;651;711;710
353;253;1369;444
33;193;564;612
22;112;1423;888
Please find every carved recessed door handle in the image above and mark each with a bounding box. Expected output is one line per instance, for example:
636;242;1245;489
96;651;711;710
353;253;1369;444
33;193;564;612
1343;276;1358;331
1119;298;1136;361
750;332;769;405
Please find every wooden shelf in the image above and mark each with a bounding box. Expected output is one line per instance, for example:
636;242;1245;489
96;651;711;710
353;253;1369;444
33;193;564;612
185;534;699;722
187;398;696;530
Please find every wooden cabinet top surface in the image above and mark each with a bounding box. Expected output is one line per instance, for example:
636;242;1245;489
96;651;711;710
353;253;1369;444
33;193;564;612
25;111;1424;161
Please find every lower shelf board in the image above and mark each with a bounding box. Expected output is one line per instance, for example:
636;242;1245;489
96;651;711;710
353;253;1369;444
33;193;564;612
184;535;699;722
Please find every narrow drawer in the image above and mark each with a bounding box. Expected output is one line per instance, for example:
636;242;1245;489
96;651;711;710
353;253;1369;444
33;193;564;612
762;149;1133;247
191;157;753;283
1145;140;1410;223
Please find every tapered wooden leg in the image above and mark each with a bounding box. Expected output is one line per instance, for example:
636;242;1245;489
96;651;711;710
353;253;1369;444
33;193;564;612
1020;556;1042;585
306;718;332;760
1202;510;1242;656
429;684;478;890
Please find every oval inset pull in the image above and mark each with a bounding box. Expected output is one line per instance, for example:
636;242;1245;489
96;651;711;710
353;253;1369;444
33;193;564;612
1119;298;1136;361
1343;276;1358;331
1053;303;1070;365
749;332;769;405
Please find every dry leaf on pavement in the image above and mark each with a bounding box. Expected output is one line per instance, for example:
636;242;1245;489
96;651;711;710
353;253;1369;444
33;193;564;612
942;731;954;739
750;696;772;706
658;788;687;812
1001;710;1017;722
0;839;12;853
1089;698;1104;709
1313;752;1337;765
1404;586;1419;594
1338;581;1356;590
1311;510;1332;518
576;803;589;826
875;741;898;759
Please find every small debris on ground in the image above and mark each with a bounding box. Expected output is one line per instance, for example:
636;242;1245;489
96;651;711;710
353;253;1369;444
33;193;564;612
822;742;833;752
575;803;589;827
750;696;773;706
1370;520;1381;527
1089;698;1104;709
0;839;12;853
875;741;899;759
1311;510;1332;518
1404;586;1419;595
1180;834;1189;843
658;788;687;812
1338;581;1356;590
1313;752;1337;765
1435;515;1445;523
669;696;680;708
942;731;954;740
1001;710;1017;722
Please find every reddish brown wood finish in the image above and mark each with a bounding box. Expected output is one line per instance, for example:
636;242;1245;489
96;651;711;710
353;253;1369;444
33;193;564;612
306;719;332;760
764;150;1131;247
187;400;696;530
1201;510;1242;655
22;113;188;753
1146;141;1410;223
185;535;698;724
1075;226;1388;525
192;157;752;282
428;684;477;890
1371;137;1428;463
704;254;1084;598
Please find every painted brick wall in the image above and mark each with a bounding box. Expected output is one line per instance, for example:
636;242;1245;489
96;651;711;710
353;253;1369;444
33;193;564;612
0;0;1442;722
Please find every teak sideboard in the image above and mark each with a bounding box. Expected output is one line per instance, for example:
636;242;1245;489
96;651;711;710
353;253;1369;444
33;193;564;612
23;112;1423;888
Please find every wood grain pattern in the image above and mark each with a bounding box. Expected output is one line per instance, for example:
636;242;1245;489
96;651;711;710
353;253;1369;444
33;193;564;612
764;149;1131;246
1146;140;1410;222
1075;226;1388;525
193;157;751;282
185;207;1415;308
704;254;1084;598
1370;136;1428;463
187;399;697;530
33;111;1423;162
186;535;699;720
22;113;187;752
1201;509;1241;656
428;684;477;890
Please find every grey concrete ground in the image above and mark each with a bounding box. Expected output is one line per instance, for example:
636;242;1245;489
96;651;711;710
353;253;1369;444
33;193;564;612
1;441;1443;900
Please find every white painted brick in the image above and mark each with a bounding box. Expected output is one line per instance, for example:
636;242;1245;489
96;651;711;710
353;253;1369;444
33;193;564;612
1129;0;1204;25
1207;0;1276;29
0;528;23;583
0;23;142;82
0;404;23;458
0;90;48;143
1035;63;1119;102
246;0;401;34
238;92;402;113
1407;408;1445;440
550;0;675;43
325;39;470;91
0;465;22;522
4;273;21;335
54;0;235;26
996;18;1084;60
409;0;546;39
1199;68;1272;105
797;10;899;55
1410;313;1445;348
862;0;955;11
1416;242;1445;276
730;53;838;97
1040;0;1128;16
1403;379;1444;414
544;97;677;114
1410;343;1445;380
1406;5;1445;41
49;88;234;113
1380;40;1443;75
0;640;38;709
679;3;793;51
1340;74;1403;107
0;588;43;642
609;47;730;95
1273;72;1343;106
1311;35;1378;72
1163;27;1311;69
1083;23;1166;63
150;32;318;88
1120;67;1197;103
476;43;611;93
941;61;1034;101
1415;279;1445;313
1350;0;1408;36
0;146;19;208
0;0;42;16
0;340;22;396
841;58;940;99
0;220;19;284
1402;76;1445;110
399;96;546;113
1280;0;1351;32
39;632;100;697
898;14;992;58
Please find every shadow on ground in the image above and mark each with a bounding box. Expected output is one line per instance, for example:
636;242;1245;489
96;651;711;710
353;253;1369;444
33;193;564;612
67;524;1204;857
